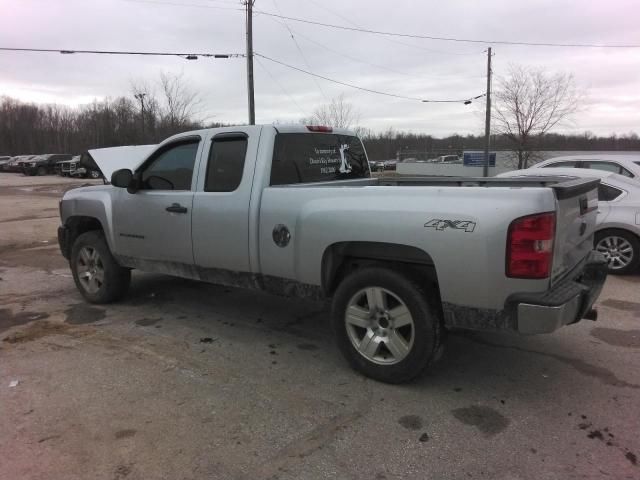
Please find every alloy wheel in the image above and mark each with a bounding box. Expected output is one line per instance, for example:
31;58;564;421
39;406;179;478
596;235;634;270
76;246;105;294
344;287;415;365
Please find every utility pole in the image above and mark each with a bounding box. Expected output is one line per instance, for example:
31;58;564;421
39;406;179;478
244;0;256;125
134;93;146;141
483;47;492;177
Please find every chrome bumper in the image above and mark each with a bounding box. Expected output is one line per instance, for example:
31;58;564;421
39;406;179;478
515;252;608;334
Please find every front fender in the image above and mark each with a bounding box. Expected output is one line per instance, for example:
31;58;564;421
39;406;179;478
60;186;117;252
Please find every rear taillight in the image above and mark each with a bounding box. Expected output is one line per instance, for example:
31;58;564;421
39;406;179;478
506;212;556;279
306;125;333;133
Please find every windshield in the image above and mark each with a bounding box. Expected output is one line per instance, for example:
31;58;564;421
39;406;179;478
270;133;370;185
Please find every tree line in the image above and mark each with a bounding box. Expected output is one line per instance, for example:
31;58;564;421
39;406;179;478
1;70;639;162
361;129;640;161
0;72;220;156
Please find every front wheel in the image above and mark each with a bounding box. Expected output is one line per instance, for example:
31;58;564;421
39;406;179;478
88;169;101;179
36;166;47;176
70;231;131;303
595;229;640;275
331;267;442;384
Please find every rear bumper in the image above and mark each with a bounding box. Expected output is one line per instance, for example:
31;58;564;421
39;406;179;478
513;251;607;334
441;251;608;333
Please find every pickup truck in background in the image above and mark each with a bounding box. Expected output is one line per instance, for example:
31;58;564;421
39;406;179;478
23;153;73;176
57;125;607;383
57;156;103;179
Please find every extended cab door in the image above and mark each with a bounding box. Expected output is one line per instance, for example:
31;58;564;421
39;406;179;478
112;136;202;265
191;129;261;272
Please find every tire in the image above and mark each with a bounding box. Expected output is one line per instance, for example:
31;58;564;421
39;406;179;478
89;170;101;179
70;230;131;303
331;266;442;384
36;166;47;176
595;229;640;275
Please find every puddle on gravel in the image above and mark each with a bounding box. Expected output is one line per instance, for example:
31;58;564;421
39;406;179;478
135;317;161;327
0;308;50;334
114;429;137;440
2;320;87;344
65;304;106;325
398;415;424;431
590;327;640;348
451;405;510;436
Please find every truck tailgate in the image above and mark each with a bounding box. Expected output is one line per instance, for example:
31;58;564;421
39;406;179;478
549;178;600;284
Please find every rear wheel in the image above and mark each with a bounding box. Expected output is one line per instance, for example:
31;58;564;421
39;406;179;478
88;169;101;179
331;267;442;384
70;231;130;303
595;229;640;275
36;166;47;176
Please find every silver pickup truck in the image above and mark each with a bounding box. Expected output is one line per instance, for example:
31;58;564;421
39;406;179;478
58;125;607;383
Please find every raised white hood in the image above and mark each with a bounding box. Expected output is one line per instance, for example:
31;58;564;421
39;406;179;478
88;145;156;182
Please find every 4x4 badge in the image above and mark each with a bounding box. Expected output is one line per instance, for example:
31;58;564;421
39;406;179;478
424;219;476;232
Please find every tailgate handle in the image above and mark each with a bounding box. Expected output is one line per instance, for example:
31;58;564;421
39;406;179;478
579;196;588;216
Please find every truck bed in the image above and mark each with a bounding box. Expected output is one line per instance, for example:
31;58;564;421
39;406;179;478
276;175;600;200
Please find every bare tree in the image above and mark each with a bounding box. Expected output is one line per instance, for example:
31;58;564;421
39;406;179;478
493;64;581;169
308;94;361;129
158;71;202;132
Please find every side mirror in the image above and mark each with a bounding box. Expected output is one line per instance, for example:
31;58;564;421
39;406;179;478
111;169;133;188
112;169;141;194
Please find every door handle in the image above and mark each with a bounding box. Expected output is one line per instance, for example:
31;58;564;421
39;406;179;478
166;203;188;214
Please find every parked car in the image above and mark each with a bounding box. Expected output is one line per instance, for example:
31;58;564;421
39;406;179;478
0;156;13;170
3;155;36;172
73;165;103;179
368;160;384;172
57;156;102;179
58;125;606;383
499;167;640;274
57;157;79;176
531;154;640;180
383;159;398;171
23;154;73;176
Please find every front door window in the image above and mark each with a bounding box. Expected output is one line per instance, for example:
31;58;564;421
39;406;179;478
141;141;199;191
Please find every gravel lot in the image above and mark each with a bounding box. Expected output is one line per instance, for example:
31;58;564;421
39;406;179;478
1;174;639;480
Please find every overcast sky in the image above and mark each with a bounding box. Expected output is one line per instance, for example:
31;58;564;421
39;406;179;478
1;0;639;136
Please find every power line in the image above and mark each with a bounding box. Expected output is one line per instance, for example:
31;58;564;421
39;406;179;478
126;0;244;11
253;10;640;49
270;0;327;100
0;47;244;58
256;53;485;103
265;16;485;80
123;0;640;49
255;56;306;116
301;0;484;56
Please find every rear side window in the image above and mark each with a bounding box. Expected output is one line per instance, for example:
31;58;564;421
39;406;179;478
542;161;577;168
598;184;623;202
270;133;370;186
205;135;248;192
584;161;620;174
582;161;634;177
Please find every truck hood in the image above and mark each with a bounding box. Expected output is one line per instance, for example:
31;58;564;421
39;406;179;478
87;145;156;182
